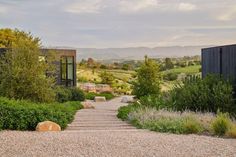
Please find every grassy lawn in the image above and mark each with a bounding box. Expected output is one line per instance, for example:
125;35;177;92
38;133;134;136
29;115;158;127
162;65;201;75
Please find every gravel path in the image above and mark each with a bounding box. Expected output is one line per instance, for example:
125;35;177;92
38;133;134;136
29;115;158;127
0;97;236;157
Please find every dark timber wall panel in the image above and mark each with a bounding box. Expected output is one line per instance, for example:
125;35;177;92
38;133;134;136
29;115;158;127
202;44;236;83
202;47;221;78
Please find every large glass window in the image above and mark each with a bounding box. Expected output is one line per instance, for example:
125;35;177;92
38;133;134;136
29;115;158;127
60;56;74;86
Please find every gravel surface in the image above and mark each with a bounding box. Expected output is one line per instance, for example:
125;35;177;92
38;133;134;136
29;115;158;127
0;97;236;157
0;130;236;157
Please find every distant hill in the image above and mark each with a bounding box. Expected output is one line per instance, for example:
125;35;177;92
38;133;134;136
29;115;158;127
76;46;211;61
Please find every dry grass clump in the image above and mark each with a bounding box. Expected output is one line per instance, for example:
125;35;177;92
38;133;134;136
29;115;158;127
128;108;236;137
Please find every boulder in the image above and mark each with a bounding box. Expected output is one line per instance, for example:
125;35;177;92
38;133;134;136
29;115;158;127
121;96;134;103
82;102;95;109
36;121;61;132
94;96;106;102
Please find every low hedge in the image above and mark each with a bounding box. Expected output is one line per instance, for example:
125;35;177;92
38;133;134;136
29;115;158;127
55;86;85;103
117;104;139;121
0;97;83;131
85;92;115;100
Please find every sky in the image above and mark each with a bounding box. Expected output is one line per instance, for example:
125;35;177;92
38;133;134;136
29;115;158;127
0;0;236;48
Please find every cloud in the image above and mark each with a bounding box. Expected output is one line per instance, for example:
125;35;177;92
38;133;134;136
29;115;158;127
0;5;7;13
119;1;197;13
119;0;159;13
178;3;196;12
65;0;106;14
217;5;236;21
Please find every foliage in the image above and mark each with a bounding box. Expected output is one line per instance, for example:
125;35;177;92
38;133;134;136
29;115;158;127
182;117;204;134
226;125;236;138
85;92;115;100
70;87;85;101
169;75;235;114
0;28;56;103
164;58;174;70
132;56;162;98
55;86;72;103
77;76;88;83
55;86;85;103
211;112;232;136
125;108;210;134
0;97;83;130
117;104;138;121
164;73;178;81
139;95;167;109
99;71;115;85
162;65;201;75
122;64;130;70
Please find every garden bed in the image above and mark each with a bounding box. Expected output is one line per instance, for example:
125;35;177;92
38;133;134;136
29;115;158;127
0;97;83;131
117;104;236;138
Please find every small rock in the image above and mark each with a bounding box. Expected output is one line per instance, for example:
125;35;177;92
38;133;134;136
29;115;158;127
36;121;61;132
121;96;134;103
82;102;95;109
94;96;106;102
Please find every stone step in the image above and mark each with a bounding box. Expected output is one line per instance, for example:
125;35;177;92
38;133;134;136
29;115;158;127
74;117;118;121
77;114;116;117
68;124;132;127
64;129;141;132
66;126;136;130
70;121;126;125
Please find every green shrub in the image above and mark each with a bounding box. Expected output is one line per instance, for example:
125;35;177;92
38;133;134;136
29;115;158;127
70;87;85;101
117;104;138;120
143;118;184;134
85;92;115;100
139;95;167;109
85;92;97;100
132;56;162;98
164;73;178;81
55;86;72;103
226;125;236;138
182;117;204;134
0;97;83;130
211;112;231;136
55;86;85;102
169;75;235;114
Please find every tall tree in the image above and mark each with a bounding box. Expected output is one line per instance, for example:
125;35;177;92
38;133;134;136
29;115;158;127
0;28;56;102
132;56;162;98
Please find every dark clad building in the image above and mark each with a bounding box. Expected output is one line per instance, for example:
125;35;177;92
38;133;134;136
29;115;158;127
202;44;236;83
0;48;77;87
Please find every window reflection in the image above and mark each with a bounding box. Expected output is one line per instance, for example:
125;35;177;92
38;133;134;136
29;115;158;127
60;56;74;86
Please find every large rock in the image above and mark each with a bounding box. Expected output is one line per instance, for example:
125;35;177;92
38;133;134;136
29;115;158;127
121;96;134;103
36;121;61;132
82;102;95;109
94;96;106;102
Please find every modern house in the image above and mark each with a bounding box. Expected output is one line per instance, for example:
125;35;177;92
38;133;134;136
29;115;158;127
202;44;236;83
0;48;77;87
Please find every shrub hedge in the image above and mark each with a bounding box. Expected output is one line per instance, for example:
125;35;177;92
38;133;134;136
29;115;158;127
55;86;85;103
117;104;137;121
0;97;83;131
85;92;115;100
169;75;236;115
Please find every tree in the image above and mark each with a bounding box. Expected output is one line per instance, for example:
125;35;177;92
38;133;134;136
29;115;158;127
122;64;130;70
164;58;174;70
99;71;115;85
87;58;94;67
0;28;56;102
132;56;162;98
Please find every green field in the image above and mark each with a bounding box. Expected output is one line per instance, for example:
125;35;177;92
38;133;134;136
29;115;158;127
162;65;201;75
